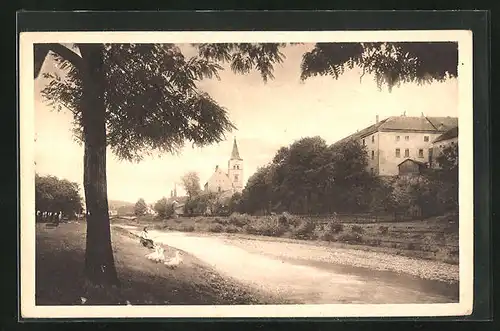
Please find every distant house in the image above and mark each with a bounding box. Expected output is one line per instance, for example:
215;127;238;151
108;209;118;216
398;159;427;176
429;126;458;169
332;113;458;176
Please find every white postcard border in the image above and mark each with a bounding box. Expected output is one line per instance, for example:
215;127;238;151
19;30;474;319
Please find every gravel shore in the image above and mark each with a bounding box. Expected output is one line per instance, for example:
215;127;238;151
222;237;459;284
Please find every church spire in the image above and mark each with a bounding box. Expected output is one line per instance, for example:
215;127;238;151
230;137;241;160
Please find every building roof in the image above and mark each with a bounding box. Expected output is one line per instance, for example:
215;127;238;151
332;115;458;147
398;158;427;167
433;126;458;143
230;138;242;160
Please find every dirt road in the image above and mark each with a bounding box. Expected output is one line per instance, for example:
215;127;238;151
117;225;459;304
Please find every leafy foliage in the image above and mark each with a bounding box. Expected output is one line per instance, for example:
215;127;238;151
153;197;175;219
181;171;202;198
300;42;458;91
40;44;237;162
35;174;83;216
134;198;148;216
196;43;288;82
240;136;377;215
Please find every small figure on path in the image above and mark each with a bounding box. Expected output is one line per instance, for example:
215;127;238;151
139;227;155;249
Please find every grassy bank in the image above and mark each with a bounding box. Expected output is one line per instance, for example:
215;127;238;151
36;222;282;305
113;212;459;265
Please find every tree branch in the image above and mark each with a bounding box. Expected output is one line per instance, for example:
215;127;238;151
34;43;84;79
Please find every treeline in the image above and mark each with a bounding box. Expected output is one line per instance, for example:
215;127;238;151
35;174;83;220
233;136;458;219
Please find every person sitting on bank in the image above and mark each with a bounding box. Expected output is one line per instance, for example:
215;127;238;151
139;227;154;249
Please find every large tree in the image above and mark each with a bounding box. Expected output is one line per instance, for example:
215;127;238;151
34;41;457;285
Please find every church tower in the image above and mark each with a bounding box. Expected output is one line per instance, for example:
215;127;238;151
228;137;244;193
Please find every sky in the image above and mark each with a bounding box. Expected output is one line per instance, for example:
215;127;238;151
34;43;458;204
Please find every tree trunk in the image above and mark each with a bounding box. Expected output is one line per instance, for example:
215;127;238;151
79;44;119;286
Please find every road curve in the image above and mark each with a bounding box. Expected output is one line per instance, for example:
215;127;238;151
116;225;458;304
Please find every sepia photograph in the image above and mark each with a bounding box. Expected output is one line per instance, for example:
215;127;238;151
19;30;473;318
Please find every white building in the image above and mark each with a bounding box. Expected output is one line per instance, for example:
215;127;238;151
204;138;244;194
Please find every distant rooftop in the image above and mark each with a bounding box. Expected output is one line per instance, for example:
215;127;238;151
332;115;458;147
433;126;458;143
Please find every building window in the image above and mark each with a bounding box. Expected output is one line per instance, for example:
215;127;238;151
405;136;410;141
396;136;400;142
218;186;221;192
395;148;401;157
237;165;240;169
370;167;374;174
362;139;365;146
234;174;239;181
424;136;429;142
371;135;375;143
418;149;424;158
404;148;409;157
233;165;236;169
371;150;374;160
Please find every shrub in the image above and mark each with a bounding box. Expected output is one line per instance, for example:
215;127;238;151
181;225;195;232
228;213;249;227
278;212;300;227
378;225;389;235
214;217;229;225
208;224;223;233
406;242;419;250
243;224;258;235
338;233;363;244
225;225;239;233
351;225;365;234
319;222;343;241
291;220;317;240
329;222;344;234
259;223;287;237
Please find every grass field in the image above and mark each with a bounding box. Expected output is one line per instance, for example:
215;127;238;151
112;212;459;265
36;222;282;305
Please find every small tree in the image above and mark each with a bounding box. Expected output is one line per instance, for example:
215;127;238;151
154;197;174;219
181;172;202;199
228;192;243;214
134;198;148;216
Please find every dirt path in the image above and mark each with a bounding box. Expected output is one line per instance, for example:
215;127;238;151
117;225;459;304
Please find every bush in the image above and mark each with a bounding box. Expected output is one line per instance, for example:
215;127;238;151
228;213;249;227
351;225;365;234
225;225;239;233
406;242;419;250
208;224;223;233
214;217;229;225
174;218;183;224
243;224;258;235
291;220;317;240
329;222;344;234
378;225;389;235
319;222;343;241
259;223;287;237
181;225;195;232
338;233;363;244
278;212;300;227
